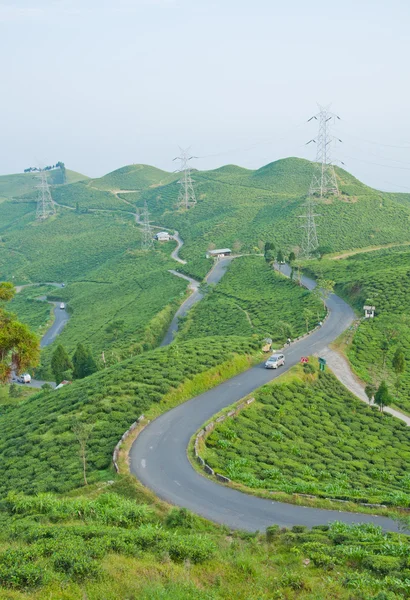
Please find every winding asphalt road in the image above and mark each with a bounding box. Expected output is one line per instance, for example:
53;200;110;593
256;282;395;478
130;264;401;532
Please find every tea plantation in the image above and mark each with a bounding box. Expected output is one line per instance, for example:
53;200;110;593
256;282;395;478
204;368;410;506
178;256;325;343
0;488;408;599
0;336;260;497
305;247;410;413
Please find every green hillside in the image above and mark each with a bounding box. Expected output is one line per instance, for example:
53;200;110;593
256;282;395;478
88;164;179;192
131;157;410;278
306;246;410;414
0;168;88;202
178;256;324;342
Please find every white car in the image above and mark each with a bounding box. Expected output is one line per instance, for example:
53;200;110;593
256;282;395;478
265;353;285;369
17;373;31;384
60;303;65;310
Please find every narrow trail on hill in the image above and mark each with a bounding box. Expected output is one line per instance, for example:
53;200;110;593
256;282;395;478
130;262;404;532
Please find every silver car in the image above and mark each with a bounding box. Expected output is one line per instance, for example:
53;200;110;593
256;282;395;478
265;353;285;369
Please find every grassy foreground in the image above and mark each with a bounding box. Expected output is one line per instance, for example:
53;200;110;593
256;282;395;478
0;481;408;598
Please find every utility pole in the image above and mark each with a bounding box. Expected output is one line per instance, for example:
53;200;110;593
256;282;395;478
36;170;56;221
173;148;197;209
140;200;153;251
306;105;341;197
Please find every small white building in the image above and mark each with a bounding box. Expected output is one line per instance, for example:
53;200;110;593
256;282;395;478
206;248;232;258
155;231;170;242
363;305;376;318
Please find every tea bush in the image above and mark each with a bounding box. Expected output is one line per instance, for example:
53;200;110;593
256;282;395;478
178;256;325;342
205;370;410;505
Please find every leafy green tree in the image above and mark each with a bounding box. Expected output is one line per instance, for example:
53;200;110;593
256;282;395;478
0;283;40;383
314;279;335;308
264;242;275;264
288;251;296;263
72;343;98;380
51;344;72;385
277;249;284;264
380;339;390;369
392;347;406;376
364;383;376;405
374;381;391;412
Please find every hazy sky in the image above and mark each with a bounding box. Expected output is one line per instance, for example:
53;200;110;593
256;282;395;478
2;0;410;191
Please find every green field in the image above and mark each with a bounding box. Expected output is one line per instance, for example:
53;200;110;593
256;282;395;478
0;488;407;599
305;246;410;413
0;336;260;497
178;256;325;343
204;366;410;506
8;284;56;334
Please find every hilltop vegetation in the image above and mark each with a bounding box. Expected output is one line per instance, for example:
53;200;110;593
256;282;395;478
178;256;325;343
305;246;410;413
0;168;87;202
88;163;178;191
204;366;410;506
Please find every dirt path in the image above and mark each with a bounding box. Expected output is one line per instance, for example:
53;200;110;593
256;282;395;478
320;346;410;426
330;241;410;260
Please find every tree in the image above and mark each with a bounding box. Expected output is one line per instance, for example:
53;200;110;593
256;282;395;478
380;339;390;369
0;283;40;383
264;242;275;264
72;343;98;380
72;420;93;486
374;381;391;412
364;383;376;405
288;251;296;263
51;344;72;384
314;279;335;308
392;347;406;376
277;249;284;264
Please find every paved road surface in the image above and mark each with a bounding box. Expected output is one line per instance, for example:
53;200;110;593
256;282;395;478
161;258;233;346
40;301;70;348
130;264;400;532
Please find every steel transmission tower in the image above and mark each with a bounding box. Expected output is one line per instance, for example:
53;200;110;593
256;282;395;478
173;148;197;209
306;105;341;197
36;171;56;221
299;197;320;258
140;200;153;251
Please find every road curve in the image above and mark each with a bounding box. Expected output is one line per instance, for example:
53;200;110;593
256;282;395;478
130;265;400;532
161;258;233;346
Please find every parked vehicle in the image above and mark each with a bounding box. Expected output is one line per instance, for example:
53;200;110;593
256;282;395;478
264;353;285;369
60;302;65;309
17;373;31;384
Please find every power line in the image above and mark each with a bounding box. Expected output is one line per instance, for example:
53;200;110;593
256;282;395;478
173;148;197;209
306;105;341;197
140;200;153;251
36;171;56;221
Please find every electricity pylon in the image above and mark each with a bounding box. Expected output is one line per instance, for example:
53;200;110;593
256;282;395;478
140;200;153;251
36;171;56;221
306;105;341;197
173;148;197;209
299;197;320;258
